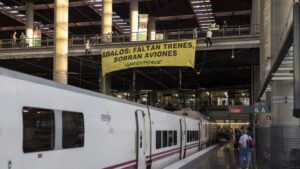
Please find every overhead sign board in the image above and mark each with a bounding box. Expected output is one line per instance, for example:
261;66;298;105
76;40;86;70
101;40;196;75
254;101;270;113
228;106;253;114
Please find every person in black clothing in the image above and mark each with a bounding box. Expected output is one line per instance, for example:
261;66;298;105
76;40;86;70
234;129;241;148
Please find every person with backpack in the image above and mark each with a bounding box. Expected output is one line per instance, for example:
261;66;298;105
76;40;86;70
246;129;254;169
237;129;253;169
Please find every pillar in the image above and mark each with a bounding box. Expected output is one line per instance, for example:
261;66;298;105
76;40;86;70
148;17;156;40
294;3;300;117
270;80;300;169
260;0;271;85
250;0;260;35
101;74;111;95
270;2;300;168
130;0;139;41
54;0;69;84
101;0;112;94
102;0;112;42
25;1;34;47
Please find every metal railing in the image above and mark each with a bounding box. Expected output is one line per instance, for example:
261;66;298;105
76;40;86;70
0;24;260;49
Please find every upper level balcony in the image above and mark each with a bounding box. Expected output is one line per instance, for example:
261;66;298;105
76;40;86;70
0;25;260;60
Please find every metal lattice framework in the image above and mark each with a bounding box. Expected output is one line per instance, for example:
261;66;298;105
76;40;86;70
189;0;216;30
84;0;130;33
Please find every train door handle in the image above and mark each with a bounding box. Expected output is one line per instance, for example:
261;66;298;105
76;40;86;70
140;132;143;148
8;160;12;169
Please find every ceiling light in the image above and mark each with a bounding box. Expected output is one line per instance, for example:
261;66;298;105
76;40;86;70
9;10;18;13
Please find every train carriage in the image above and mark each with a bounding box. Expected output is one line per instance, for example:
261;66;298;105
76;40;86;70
0;67;216;169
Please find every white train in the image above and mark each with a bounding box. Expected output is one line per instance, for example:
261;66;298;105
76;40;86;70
0;67;217;169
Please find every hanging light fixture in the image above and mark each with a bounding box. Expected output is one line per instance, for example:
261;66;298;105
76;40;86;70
231;47;235;59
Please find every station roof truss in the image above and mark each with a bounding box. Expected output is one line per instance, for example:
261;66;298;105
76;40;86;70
0;0;252;38
0;0;257;93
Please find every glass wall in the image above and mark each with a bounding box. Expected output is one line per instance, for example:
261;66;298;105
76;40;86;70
112;89;250;111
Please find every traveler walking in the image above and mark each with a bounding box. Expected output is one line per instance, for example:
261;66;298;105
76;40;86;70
237;129;252;169
246;128;254;169
206;29;213;47
193;27;198;39
85;40;91;55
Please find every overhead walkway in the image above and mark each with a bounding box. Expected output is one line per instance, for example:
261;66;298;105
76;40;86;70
0;35;259;60
0;26;259;60
165;143;270;169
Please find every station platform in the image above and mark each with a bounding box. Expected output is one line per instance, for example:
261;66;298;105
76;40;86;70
165;143;270;169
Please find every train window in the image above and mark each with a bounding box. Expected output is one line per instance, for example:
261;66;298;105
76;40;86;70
23;107;55;153
62;111;84;148
174;131;177;145
157;130;178;149
187;131;190;142
156;131;162;149
205;124;208;137
168;131;172;146
192;131;195;141
163;131;168;147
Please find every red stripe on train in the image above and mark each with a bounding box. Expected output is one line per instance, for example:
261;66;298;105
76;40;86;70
103;143;200;168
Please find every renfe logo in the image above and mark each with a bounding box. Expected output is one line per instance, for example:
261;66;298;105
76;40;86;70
101;113;111;122
228;107;244;113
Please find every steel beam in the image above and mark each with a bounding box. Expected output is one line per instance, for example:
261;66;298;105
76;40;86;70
293;2;300;118
214;10;252;17
257;22;293;101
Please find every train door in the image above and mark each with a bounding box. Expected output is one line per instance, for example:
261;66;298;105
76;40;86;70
145;107;153;169
179;118;187;159
198;120;202;151
135;110;147;169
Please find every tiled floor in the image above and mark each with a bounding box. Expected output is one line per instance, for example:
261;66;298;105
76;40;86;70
180;144;270;169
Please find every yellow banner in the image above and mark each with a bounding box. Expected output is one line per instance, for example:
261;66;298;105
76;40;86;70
101;40;196;75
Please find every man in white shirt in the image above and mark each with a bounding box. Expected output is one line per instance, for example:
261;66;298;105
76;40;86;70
85;40;91;55
193;27;198;39
237;129;252;169
206;29;212;47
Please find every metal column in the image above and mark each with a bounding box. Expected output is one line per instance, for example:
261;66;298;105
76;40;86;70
130;0;139;41
25;1;34;47
294;2;300;117
101;0;113;94
54;0;69;84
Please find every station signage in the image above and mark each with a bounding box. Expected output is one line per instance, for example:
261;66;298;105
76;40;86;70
228;106;253;114
254;101;270;113
101;40;196;75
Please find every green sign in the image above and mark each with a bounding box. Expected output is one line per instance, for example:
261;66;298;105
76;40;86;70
254;101;269;113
